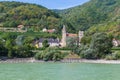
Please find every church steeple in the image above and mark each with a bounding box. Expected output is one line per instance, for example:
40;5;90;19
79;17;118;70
78;31;84;45
61;25;66;47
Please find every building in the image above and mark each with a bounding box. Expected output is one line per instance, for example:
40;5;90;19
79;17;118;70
60;25;84;47
78;31;84;45
42;28;56;33
35;25;84;48
112;38;120;46
36;38;60;47
61;25;67;47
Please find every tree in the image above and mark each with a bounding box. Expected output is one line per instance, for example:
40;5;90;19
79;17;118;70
42;39;49;48
5;39;14;58
67;37;79;54
13;45;34;58
1;33;35;58
81;36;91;45
89;33;113;58
0;39;7;56
15;36;35;57
34;47;64;61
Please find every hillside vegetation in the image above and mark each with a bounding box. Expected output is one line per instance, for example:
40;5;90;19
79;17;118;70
0;1;74;32
0;1;120;36
56;0;120;38
0;2;59;28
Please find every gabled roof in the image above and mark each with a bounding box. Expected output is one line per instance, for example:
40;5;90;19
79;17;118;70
39;38;60;43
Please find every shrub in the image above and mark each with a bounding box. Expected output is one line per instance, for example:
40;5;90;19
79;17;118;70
89;33;113;58
42;39;49;48
105;51;120;60
105;54;116;60
112;47;120;50
80;48;96;59
34;47;67;61
34;51;43;60
114;51;120;59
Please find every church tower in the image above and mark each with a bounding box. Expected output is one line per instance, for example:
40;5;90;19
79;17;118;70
78;31;84;45
61;25;67;47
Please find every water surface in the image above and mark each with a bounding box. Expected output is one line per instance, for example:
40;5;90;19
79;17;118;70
0;62;120;80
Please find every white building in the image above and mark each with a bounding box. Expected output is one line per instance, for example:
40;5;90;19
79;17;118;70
38;38;60;47
113;39;120;46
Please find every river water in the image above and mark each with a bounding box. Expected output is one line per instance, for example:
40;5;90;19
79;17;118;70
0;62;120;80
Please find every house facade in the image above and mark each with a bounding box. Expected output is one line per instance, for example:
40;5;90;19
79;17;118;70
36;38;60;47
112;38;120;46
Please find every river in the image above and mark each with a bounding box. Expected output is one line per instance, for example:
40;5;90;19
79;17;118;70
0;62;120;80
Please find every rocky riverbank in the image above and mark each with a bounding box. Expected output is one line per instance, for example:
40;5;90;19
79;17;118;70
61;59;120;64
1;58;120;64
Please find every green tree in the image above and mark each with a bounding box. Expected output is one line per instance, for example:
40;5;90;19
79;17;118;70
67;37;80;54
81;36;91;45
0;38;7;56
89;33;113;58
35;47;65;61
13;45;34;58
5;39;14;58
42;39;49;48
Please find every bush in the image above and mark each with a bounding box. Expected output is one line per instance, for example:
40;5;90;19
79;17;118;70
42;39;49;48
34;47;67;61
114;51;120;59
89;33;113;59
105;54;116;60
112;47;120;50
105;51;120;60
34;51;44;60
80;48;96;59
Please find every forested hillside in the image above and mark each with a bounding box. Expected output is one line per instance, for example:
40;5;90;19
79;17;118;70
0;1;76;32
0;0;120;36
0;1;61;30
56;0;120;38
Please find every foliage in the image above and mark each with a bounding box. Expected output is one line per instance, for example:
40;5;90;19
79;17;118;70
0;1;75;33
81;36;91;45
35;47;67;61
56;0;120;36
114;51;120;59
0;32;35;58
72;33;113;59
0;38;7;56
88;33;113;59
67;37;79;54
13;45;34;58
0;2;60;28
42;39;49;48
81;48;96;59
105;51;120;60
112;47;120;50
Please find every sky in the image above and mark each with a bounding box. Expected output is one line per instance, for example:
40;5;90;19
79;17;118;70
0;0;90;9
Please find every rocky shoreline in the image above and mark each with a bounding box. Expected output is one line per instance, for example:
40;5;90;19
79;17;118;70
1;58;120;64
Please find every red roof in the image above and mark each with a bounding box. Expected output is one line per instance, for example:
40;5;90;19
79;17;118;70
47;29;55;33
17;25;24;28
66;33;77;37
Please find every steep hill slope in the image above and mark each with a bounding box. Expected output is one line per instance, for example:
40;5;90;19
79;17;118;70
0;1;61;31
56;0;120;37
